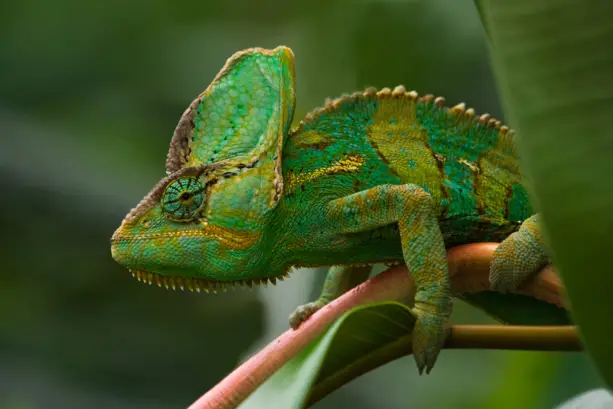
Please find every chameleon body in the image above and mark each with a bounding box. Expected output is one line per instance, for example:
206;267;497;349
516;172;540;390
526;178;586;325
110;47;550;374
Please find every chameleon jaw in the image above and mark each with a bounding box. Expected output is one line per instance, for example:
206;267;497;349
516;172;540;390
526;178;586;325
127;269;290;294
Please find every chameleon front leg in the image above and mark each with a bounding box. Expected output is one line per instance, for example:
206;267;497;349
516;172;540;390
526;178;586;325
289;265;372;329
490;214;549;292
325;184;451;374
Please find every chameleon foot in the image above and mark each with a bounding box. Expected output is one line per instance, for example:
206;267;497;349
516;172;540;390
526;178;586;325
289;300;326;329
410;302;449;374
489;215;548;293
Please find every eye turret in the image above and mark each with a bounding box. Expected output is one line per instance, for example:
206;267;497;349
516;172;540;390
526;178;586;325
161;177;205;221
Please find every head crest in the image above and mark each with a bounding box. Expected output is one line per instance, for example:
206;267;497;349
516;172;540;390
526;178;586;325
165;46;296;225
166;46;295;174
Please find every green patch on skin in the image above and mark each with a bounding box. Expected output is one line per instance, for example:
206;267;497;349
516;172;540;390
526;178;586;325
189;53;284;165
508;183;531;222
420;184;432;195
442;166;477;216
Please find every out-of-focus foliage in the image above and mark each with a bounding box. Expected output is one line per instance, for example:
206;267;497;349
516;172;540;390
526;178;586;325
476;0;613;389
0;0;605;408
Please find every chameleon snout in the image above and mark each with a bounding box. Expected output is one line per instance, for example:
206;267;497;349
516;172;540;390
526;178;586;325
109;227;131;268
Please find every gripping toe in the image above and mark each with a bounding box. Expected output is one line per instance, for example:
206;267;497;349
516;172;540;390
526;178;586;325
410;305;449;375
289;301;325;329
489;215;549;293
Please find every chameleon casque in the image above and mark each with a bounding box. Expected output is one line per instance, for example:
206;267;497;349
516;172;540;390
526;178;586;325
110;46;552;374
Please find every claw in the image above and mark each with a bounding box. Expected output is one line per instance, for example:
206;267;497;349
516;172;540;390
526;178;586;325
409;303;449;375
414;354;426;375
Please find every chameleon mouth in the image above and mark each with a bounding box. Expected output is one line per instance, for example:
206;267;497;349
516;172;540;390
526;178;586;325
127;269;290;294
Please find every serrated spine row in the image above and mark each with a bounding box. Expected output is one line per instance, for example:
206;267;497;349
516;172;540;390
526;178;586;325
128;269;291;294
302;85;512;137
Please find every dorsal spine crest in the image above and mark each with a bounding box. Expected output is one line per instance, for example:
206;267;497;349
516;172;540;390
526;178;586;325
295;86;514;142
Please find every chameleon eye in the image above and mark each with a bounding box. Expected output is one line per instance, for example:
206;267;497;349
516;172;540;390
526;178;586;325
161;177;205;221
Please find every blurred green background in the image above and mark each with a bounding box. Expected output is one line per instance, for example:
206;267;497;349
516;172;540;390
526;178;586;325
0;0;605;408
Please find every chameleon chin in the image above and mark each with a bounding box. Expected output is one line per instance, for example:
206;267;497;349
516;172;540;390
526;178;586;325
111;46;549;375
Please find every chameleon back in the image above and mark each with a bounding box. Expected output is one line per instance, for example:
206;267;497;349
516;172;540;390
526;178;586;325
282;88;533;247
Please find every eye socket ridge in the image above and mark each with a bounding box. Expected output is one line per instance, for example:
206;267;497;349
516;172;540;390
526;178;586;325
161;176;206;221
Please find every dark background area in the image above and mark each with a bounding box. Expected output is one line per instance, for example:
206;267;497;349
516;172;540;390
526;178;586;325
0;1;604;408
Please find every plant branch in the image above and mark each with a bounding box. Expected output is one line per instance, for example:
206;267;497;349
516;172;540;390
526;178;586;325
307;325;580;406
188;243;572;409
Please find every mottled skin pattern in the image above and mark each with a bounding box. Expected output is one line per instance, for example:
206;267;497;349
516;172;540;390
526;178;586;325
110;47;549;374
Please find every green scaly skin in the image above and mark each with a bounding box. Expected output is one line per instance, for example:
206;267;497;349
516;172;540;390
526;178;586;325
110;46;550;374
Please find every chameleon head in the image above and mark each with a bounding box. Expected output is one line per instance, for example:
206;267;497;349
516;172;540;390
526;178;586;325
110;166;278;292
110;46;296;293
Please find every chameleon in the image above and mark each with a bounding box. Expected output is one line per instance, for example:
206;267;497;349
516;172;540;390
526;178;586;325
110;46;551;374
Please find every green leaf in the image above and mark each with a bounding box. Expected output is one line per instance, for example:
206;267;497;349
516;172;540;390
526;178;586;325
475;0;613;388
238;302;415;409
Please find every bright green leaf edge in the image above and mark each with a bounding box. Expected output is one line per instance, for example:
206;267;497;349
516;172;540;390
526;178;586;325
475;0;613;388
